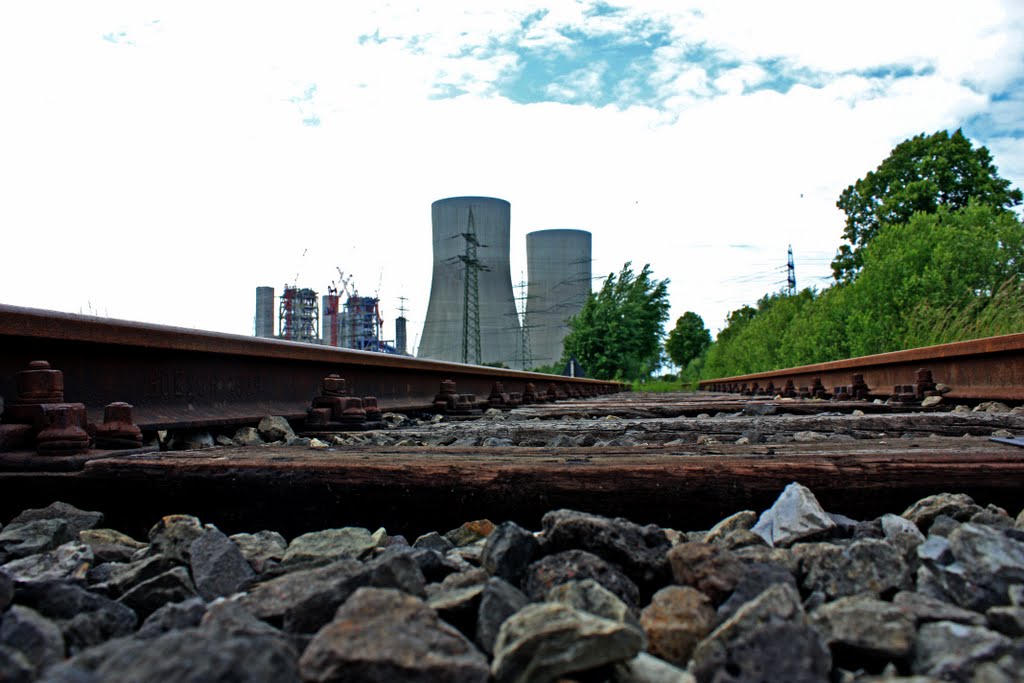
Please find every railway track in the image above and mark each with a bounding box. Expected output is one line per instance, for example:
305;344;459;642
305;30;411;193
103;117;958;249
0;303;621;432
697;332;1024;402
1;306;1023;538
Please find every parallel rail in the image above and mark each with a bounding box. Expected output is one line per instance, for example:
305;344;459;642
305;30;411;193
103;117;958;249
0;305;622;430
698;333;1024;402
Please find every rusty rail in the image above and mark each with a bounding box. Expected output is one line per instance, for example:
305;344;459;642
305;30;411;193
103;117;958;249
698;333;1024;402
0;304;622;431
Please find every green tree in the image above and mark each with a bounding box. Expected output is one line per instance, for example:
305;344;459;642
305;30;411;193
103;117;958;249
701;293;820;379
832;129;1022;281
845;202;1024;355
561;262;670;381
665;311;711;368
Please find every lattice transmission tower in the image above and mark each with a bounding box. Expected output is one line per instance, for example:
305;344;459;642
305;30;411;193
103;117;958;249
457;208;488;364
787;245;796;294
513;274;539;370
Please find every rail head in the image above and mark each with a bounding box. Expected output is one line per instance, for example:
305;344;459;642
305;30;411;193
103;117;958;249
0;304;615;385
697;333;1024;401
0;305;625;430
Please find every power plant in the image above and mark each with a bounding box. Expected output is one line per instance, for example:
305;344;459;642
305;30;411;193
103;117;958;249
253;197;594;370
418;197;521;366
254;283;400;354
525;229;593;368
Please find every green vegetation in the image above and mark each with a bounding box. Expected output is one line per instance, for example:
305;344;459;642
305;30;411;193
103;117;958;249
561;262;670;381
665;312;711;369
832;129;1022;282
529;362;563;375
548;130;1022;385
698;129;1024;380
631;377;684;393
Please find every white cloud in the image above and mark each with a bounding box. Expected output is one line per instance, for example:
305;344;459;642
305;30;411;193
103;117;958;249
0;0;1020;349
546;63;607;101
714;64;769;95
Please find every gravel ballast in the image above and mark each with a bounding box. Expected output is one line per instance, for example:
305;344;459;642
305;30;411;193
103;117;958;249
1;484;1023;682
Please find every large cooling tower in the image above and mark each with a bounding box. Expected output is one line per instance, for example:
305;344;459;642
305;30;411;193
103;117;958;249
418;197;521;366
525;229;592;368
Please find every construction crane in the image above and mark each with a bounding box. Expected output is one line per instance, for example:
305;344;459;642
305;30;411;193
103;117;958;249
335;267;355;298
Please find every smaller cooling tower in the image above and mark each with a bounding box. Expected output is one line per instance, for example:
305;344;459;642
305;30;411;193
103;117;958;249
255;286;275;338
525;229;592;368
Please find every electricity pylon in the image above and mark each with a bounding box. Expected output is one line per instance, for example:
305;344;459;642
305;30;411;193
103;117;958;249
457;208;487;364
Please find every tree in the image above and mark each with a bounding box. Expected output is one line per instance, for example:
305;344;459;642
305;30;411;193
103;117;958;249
832;129;1022;281
561;262;670;381
665;312;711;368
844;201;1024;355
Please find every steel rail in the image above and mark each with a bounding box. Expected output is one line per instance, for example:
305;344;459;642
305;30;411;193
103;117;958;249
0;305;622;430
697;332;1024;401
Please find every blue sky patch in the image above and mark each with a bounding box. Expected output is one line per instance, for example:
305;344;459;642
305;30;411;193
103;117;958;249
499;24;673;107
964;78;1024;141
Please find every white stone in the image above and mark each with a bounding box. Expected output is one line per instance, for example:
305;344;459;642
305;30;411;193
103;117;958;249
881;514;926;555
751;482;836;548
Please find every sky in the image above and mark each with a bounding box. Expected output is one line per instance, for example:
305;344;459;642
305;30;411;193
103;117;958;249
2;1;1022;359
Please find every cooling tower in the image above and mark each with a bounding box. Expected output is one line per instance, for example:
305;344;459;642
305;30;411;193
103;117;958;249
418;197;521;366
525;229;592;368
255;286;275;338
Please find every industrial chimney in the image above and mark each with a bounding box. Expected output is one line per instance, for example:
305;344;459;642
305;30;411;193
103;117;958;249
255;286;275;338
395;316;408;355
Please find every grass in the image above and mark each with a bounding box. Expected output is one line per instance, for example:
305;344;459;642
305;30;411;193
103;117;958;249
630;379;688;393
908;279;1024;347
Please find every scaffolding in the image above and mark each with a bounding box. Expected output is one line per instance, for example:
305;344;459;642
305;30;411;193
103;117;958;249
341;295;385;351
279;285;319;342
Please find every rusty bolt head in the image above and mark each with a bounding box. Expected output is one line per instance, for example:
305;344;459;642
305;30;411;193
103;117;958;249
103;402;135;424
16;360;64;404
95;402;143;449
340;397;366;422
322;374;347;396
434;380;458;405
362;397;382;420
36;404;90;455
